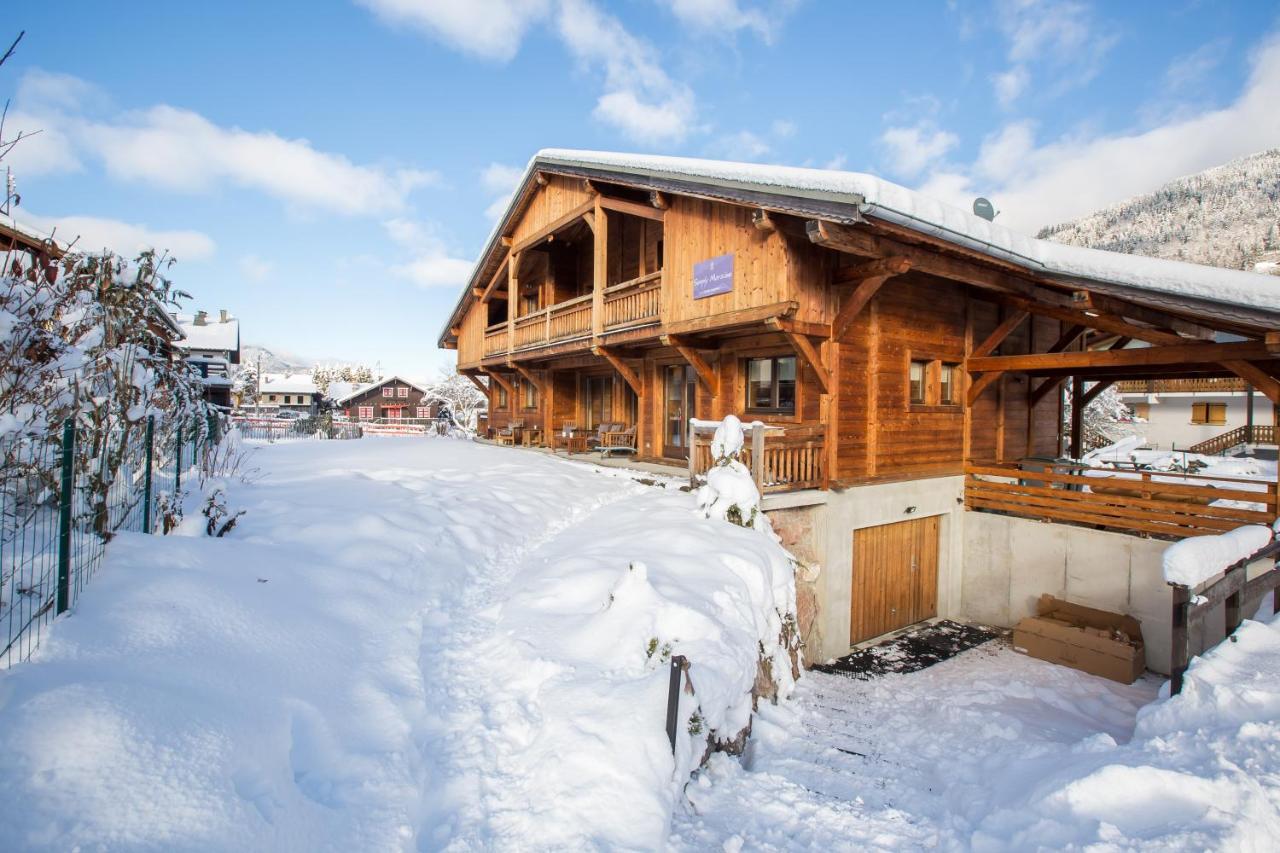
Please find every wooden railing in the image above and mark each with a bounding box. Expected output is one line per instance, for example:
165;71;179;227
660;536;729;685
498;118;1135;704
483;324;507;357
689;421;825;494
604;271;661;330
549;294;592;341
965;461;1277;540
1115;378;1251;394
1188;425;1277;456
512;310;548;350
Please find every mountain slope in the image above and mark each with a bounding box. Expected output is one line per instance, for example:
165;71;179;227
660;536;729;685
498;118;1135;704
1037;148;1280;272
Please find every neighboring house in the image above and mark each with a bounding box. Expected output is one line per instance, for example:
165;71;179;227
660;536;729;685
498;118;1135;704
335;376;438;421
1118;378;1275;454
438;149;1280;674
256;373;320;415
173;309;240;409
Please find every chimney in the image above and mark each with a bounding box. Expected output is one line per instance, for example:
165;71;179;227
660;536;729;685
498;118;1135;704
219;309;229;323
194;310;208;326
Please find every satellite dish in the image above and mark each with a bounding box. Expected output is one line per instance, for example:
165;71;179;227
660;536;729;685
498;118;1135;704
972;197;996;222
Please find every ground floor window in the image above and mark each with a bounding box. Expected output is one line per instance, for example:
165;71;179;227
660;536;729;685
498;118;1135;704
583;376;613;428
497;384;508;409
523;378;537;409
745;356;796;414
909;357;961;408
1191;402;1227;425
416;406;432;419
357;406;373;420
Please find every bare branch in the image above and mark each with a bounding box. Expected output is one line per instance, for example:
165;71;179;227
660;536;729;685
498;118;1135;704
0;31;23;69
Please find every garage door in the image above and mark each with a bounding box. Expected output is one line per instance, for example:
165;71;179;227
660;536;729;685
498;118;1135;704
850;515;940;645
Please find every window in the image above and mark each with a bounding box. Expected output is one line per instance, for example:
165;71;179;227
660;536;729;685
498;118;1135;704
358;406;373;420
745;356;796;414
909;361;927;404
268;394;277;402
1191;402;1227;425
383;386;394;397
416;406;431;419
523;378;537;409
938;364;958;405
398;386;409;398
497;384;508;409
909;358;962;407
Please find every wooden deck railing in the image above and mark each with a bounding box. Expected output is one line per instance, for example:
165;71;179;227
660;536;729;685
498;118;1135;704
1187;425;1277;456
689;421;825;494
512;310;548;350
1114;377;1251;394
548;294;593;341
483;324;507;357
604;271;661;330
965;461;1277;540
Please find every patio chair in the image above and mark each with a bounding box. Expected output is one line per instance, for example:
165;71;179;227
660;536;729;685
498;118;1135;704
495;419;524;446
587;422;621;450
599;425;637;458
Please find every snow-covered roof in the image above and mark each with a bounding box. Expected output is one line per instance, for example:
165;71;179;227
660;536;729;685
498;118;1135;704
259;373;318;395
175;312;239;353
441;149;1280;342
333;375;429;405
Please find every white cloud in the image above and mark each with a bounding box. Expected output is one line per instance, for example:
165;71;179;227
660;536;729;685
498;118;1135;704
12;72;435;215
710;129;772;161
557;0;697;143
991;65;1029;108
18;211;216;261
480;162;525;220
656;0;783;41
878;124;959;177
239;254;273;281
1163;37;1229;94
383;218;475;288
771;118;797;138
357;0;550;61
915;31;1280;233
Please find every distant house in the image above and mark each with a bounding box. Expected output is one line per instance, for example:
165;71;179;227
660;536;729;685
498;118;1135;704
173;309;240;409
335;376;438;421
1117;378;1275;455
257;373;321;415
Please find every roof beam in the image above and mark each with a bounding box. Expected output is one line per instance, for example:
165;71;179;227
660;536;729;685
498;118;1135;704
479;253;511;304
462;372;489;396
597;194;666;222
1223;360;1280;406
649;190;669;210
971;310;1029;359
768;317;832;394
753;209;776;232
660;335;719;397
510;363;544;395
968;339;1275;376
511;199;595;255
592;345;643;396
480;368;514;396
830;256;911;341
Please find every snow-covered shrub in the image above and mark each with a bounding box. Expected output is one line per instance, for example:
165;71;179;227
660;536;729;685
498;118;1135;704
201;487;245;537
697;415;763;530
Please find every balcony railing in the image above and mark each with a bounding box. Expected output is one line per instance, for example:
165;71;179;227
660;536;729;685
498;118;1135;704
1115;378;1251;394
964;461;1277;540
689;420;825;493
603;271;661;330
483;324;507;357
549;294;592;341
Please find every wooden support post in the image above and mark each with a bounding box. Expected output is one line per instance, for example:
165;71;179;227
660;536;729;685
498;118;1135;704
593;200;607;340
463;373;489;396
750;422;766;493
1070;376;1084;459
830;257;911;341
1225;564;1244;636
1170;584;1191;695
507;252;519;353
1246;385;1255;443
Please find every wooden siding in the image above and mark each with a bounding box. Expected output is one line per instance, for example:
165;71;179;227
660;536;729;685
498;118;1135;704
509;175;594;246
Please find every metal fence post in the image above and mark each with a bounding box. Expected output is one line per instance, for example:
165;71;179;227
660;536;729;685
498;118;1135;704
55;420;75;615
142;415;155;534
174;422;182;497
666;654;687;754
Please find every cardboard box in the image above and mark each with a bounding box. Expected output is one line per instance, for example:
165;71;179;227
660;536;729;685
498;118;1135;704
1012;595;1145;684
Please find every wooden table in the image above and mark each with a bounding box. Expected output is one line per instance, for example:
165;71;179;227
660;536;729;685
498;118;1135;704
522;427;543;447
556;432;588;454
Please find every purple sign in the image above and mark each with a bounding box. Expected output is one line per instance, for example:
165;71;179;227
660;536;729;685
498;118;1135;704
693;253;734;299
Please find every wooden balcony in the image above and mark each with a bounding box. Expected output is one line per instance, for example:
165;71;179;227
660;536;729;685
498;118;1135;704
483;324;507;357
1114;377;1251;394
690;421;825;494
964;461;1277;540
603;271;661;331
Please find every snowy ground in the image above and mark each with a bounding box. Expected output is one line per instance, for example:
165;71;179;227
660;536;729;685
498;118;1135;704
0;437;1278;851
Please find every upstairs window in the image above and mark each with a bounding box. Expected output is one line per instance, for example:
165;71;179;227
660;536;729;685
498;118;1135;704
383;386;395;397
745;356;796;415
398;386;409;398
909;357;962;408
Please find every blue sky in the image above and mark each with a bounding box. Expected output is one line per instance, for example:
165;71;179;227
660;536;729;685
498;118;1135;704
4;1;1279;377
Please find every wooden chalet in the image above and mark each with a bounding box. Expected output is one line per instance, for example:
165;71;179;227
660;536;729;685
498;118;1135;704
439;150;1280;673
336;376;438;422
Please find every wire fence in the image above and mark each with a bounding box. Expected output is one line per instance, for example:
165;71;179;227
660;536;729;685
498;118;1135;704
231;416;363;442
0;414;220;668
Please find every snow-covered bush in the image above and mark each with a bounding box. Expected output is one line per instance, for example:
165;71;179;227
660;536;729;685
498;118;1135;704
697;415;763;530
419;366;487;433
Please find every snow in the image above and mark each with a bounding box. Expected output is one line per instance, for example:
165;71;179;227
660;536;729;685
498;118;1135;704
174;312;239;353
0;438;796;850
1163;524;1274;586
532;149;1280;313
258;372;318;395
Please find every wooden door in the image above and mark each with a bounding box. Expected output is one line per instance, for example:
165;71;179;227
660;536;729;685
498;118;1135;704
663;365;697;459
850;516;940;645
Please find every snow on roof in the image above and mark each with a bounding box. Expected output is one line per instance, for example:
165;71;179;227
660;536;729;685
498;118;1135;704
532;149;1280;314
259;373;318;395
333;375;429;405
175;312;239;353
